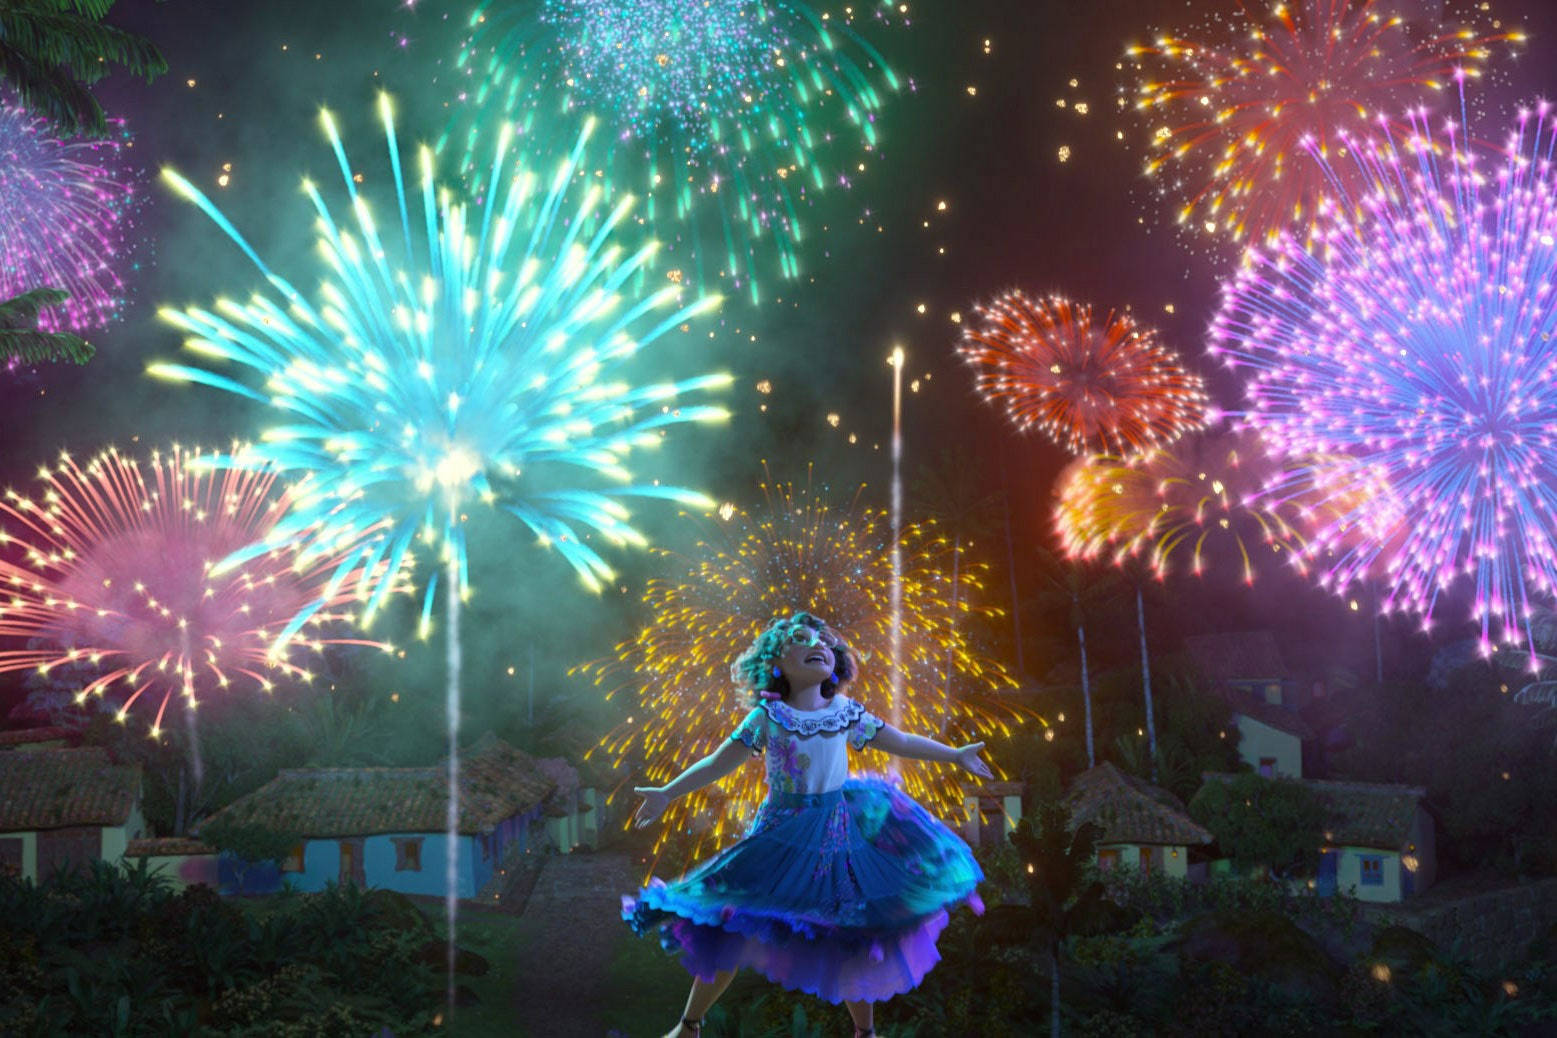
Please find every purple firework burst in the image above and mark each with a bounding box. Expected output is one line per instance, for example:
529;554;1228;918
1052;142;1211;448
1209;97;1557;658
0;104;139;333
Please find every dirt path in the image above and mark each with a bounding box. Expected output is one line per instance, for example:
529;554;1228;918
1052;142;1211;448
509;850;644;1038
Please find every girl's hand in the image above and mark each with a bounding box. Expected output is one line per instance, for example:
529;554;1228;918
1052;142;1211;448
956;742;993;780
633;786;671;828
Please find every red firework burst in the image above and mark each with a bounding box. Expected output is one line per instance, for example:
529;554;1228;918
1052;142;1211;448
0;446;388;736
958;291;1210;458
1127;0;1521;243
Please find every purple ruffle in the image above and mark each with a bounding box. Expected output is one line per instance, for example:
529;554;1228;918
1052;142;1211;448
664;905;954;1004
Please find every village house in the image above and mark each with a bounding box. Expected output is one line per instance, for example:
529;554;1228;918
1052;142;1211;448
1310;777;1437;903
1063;762;1213;880
1185;630;1315;777
963;779;1024;848
1200;773;1436;903
0;746;145;882
199;734;563;898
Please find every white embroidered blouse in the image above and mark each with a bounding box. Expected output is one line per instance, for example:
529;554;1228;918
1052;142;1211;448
728;695;886;796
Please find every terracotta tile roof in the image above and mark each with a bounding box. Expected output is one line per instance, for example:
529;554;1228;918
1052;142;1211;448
1199;774;1425;851
1306;778;1426;851
126;837;213;856
0;726;75;748
1063;762;1212;848
198;737;555;839
1184;631;1290;682
1226;689;1316;741
0;748;141;831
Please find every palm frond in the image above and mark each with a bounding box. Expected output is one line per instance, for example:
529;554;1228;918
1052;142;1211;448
0;326;92;364
0;288;92;363
0;9;166;83
0;40;101;134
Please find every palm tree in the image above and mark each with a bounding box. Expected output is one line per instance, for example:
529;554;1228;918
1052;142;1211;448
0;0;168;137
1035;546;1115;768
1000;799;1108;1038
910;448;999;735
1111;554;1164;780
0;287;90;364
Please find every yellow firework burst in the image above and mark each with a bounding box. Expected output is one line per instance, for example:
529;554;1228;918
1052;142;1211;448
583;477;1035;867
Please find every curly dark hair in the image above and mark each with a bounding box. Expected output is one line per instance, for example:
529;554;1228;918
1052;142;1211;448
730;611;856;704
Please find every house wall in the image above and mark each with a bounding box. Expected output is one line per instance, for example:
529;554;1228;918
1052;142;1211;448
133;853;220;890
0;831;37;881
1334;845;1403;903
296;833;479;898
1232;715;1302;778
1098;843;1190;880
1407;806;1436;894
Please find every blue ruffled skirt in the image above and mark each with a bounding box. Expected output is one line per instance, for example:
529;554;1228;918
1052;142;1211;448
622;776;984;1004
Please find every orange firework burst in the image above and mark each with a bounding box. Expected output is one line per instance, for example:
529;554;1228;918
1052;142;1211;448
0;446;390;736
959;291;1211;458
1127;0;1521;243
1054;428;1342;584
584;478;1034;868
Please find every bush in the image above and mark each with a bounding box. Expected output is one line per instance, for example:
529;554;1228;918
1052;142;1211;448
0;862;446;1036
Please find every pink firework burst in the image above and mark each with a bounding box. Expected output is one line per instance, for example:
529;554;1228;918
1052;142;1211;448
958;290;1211;458
0;447;388;736
1126;0;1521;244
0;103;140;333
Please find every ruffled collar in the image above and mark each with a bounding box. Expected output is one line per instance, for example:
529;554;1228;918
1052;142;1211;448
759;696;865;736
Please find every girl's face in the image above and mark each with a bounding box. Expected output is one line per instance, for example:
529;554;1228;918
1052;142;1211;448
776;625;838;687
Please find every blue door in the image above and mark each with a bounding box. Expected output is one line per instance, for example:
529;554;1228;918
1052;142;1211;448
1317;850;1338;896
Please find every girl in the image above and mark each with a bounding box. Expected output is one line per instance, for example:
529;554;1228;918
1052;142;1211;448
624;612;992;1038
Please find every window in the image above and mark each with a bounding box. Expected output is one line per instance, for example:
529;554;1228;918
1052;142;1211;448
1097;848;1120;873
281;843;304;873
1138;847;1153;875
1259;757;1277;778
393;838;423;872
1359;855;1384;887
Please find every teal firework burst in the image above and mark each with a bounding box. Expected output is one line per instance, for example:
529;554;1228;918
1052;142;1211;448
152;95;731;639
450;0;902;302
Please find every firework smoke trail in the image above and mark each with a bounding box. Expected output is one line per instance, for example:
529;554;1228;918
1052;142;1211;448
1127;0;1522;244
890;347;904;750
152;96;730;1017
0;446;388;736
959;291;1211;459
584;475;1036;872
1210;93;1557;658
0;104;139;332
450;0;903;302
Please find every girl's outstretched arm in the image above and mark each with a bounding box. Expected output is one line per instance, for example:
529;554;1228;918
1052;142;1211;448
868;724;994;779
633;738;754;827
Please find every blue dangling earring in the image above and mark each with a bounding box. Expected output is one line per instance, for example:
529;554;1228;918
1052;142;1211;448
771;665;783;679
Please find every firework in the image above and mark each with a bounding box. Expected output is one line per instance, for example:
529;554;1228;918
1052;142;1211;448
151;97;730;637
449;0;902;302
1127;0;1520;244
1053;428;1350;584
0;447;385;737
1208;104;1557;652
586;478;1031;866
0;104;138;332
959;291;1210;458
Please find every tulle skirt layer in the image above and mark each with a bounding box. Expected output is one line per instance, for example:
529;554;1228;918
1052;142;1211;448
622;776;983;1003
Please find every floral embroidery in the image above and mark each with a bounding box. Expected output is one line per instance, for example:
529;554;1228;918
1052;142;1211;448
759;696;868;736
767;731;811;794
729;707;768;754
848;707;886;750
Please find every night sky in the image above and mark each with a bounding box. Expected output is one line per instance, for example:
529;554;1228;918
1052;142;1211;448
8;0;1557;721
